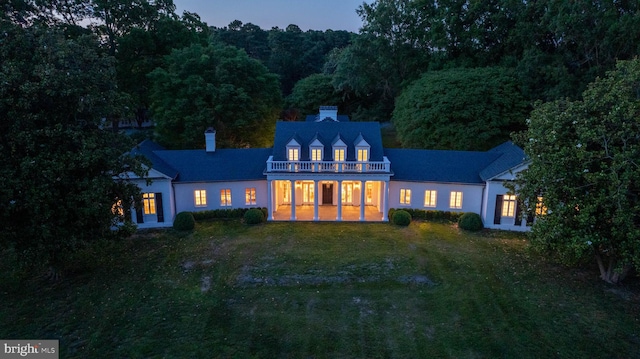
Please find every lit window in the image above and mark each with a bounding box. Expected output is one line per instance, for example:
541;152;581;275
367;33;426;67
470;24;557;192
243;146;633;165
535;196;547;215
301;182;314;203
334;148;345;161
400;189;411;205
311;148;323;161
112;200;124;216
357;149;368;162
288;148;299;161
424;190;437;207
220;189;231;206
502;194;517;217
194;190;207;206
366;182;373;204
143;193;156;214
245;188;256;205
450;191;462;209
342;182;353;204
282;181;290;204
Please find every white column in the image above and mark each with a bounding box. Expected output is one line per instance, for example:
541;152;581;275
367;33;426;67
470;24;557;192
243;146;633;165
382;180;389;221
290;180;296;220
360;181;365;221
336;180;342;221
267;180;273;220
314;180;319;221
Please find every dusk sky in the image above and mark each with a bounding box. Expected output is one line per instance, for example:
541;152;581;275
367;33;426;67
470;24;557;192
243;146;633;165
173;0;371;32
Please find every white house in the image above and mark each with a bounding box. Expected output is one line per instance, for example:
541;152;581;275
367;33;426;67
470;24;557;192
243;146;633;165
129;106;531;231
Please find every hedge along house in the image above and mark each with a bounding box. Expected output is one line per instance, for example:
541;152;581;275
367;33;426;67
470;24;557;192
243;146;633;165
129;106;531;230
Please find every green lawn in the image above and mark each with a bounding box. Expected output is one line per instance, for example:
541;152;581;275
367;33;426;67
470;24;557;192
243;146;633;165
1;221;639;358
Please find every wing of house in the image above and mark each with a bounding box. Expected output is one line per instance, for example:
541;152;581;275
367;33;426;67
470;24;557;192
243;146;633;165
127;106;530;230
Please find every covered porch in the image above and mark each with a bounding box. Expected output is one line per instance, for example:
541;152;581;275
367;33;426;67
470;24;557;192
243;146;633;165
272;204;383;221
266;178;390;222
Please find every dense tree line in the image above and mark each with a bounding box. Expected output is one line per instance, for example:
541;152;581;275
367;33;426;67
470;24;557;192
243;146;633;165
348;0;640;144
211;22;352;95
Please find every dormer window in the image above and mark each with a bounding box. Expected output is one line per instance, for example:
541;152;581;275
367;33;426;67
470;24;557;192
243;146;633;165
357;149;369;162
286;138;300;161
311;148;322;161
288;148;299;161
309;137;324;161
333;136;347;162
354;133;370;162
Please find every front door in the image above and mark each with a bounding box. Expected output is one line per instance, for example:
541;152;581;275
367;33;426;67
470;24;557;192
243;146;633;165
322;183;333;204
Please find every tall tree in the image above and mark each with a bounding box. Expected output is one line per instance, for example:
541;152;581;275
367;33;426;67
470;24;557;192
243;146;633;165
330;0;432;120
212;20;271;63
267;24;307;95
513;59;640;284
90;0;177;55
0;22;146;274
148;42;282;149
286;74;343;118
393;67;529;150
115;12;209;126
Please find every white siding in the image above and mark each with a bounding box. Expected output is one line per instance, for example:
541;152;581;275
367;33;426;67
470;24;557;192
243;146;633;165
481;180;529;232
481;163;530;231
388;181;484;214
131;176;175;229
173;180;267;213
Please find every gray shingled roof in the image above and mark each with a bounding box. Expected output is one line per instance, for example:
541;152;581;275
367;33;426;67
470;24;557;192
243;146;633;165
478;141;528;180
272;121;384;161
131;140;179;179
152;148;272;182
386;142;526;184
134;136;525;185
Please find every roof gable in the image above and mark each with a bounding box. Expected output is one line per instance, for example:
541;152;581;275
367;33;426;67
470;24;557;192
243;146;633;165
286;138;300;147
354;133;370;148
309;138;323;147
130;140;179;179
332;135;347;147
479;141;528;180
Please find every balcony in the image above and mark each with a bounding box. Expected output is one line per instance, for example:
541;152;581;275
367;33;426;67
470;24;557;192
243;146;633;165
266;156;391;173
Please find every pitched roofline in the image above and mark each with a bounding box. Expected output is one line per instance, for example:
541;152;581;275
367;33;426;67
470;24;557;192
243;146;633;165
484;160;531;181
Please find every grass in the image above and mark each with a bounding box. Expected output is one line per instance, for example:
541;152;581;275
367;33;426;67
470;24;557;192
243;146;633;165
1;221;639;358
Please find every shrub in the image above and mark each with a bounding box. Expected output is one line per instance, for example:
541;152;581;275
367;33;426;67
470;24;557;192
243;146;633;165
389;208;463;223
388;208;396;221
192;208;247;220
458;212;483;231
173;211;195;230
392;210;411;226
244;208;265;225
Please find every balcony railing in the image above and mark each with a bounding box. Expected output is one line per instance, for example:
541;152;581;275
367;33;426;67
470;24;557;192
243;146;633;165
266;156;391;173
